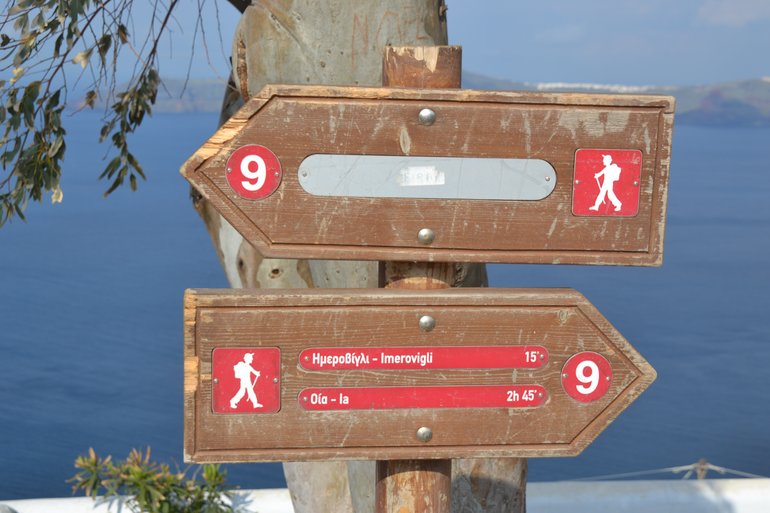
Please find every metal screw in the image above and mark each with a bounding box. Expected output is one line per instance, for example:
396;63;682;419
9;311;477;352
538;392;543;398
562;373;568;378
606;376;611;381
416;426;433;443
213;378;219;384
304;356;309;361
273;378;279;383
419;315;436;332
417;228;435;245
575;180;581;185
226;167;232;174
633;180;639;187
274;172;280;177
539;353;545;360
303;396;308;402
418;108;436;126
545;176;551;182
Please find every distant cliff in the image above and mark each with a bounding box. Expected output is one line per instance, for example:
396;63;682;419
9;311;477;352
139;74;770;127
464;72;770;128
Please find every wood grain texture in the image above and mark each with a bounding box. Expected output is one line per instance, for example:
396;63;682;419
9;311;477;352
377;44;457;513
180;85;675;265
376;460;452;513
183;288;656;462
383;46;462;88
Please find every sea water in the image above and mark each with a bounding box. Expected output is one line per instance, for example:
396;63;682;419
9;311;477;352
1;113;769;499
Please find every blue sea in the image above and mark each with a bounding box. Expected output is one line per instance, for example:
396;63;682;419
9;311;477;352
1;113;769;500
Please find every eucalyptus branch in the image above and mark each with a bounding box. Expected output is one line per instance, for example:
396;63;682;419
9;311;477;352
0;0;188;226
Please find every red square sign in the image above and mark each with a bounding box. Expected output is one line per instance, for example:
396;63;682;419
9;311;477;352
572;149;642;217
212;348;281;414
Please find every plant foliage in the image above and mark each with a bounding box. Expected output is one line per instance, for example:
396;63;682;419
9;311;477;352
0;0;197;226
71;447;234;513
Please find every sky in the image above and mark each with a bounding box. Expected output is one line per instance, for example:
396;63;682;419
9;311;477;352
150;0;770;87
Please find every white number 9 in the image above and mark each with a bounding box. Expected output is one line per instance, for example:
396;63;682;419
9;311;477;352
240;154;267;192
575;360;599;395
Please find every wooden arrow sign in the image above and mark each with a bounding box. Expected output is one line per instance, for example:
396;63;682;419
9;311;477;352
181;85;674;266
184;288;656;462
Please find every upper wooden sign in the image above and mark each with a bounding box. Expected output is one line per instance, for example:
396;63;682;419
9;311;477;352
184;288;656;463
181;85;674;265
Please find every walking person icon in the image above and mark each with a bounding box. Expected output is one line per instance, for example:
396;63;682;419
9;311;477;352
589;154;623;212
230;352;263;409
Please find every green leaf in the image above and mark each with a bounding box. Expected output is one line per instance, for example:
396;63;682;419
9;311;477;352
32;10;45;29
10;66;25;84
72;49;92;68
104;172;124;197
126;152;144;179
53;33;63;58
116;24;129;43
45;89;61;110
84;90;97;108
13;13;29;35
96;34;112;64
99;156;121;179
47;135;64;158
14;203;26;221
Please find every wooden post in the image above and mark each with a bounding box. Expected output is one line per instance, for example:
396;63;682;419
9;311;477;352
376;460;452;513
375;45;458;513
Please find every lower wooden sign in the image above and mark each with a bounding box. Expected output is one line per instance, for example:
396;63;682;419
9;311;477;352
184;288;655;462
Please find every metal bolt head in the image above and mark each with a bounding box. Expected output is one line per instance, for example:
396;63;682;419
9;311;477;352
418;108;436;126
417;228;435;245
419;315;436;332
213;378;219;384
273;377;279;384
416;426;433;443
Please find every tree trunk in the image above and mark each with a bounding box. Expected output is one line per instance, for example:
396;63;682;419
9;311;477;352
189;1;525;511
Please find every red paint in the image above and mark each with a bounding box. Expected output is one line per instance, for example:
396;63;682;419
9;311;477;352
299;345;548;371
561;352;612;403
298;385;546;411
212;348;281;414
225;144;282;200
572;149;642;216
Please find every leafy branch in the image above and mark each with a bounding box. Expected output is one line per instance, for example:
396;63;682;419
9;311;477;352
0;0;213;226
71;447;234;513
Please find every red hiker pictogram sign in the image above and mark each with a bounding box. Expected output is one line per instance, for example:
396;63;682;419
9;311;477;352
572;149;643;217
211;348;281;414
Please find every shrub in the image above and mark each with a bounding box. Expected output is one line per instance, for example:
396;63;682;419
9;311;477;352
71;447;233;513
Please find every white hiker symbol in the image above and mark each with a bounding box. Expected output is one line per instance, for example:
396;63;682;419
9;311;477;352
589;154;623;212
230;352;263;409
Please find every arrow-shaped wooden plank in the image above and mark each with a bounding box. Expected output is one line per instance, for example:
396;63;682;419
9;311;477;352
181;85;674;266
184;288;656;462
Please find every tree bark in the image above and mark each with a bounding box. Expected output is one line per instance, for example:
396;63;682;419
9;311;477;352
189;1;525;511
